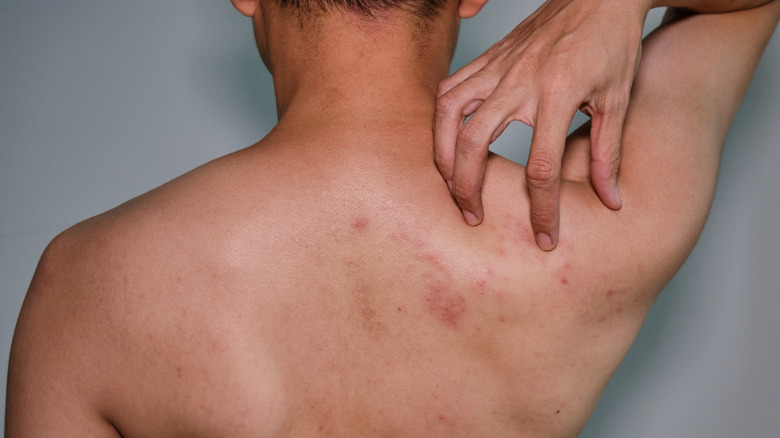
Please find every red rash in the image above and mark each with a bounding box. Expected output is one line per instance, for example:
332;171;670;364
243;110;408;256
425;280;466;328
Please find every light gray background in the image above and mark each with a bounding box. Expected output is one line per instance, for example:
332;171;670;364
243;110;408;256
1;1;778;436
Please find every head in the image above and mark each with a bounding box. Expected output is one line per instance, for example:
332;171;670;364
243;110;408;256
230;0;488;70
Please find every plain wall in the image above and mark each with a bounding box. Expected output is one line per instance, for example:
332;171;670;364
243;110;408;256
1;1;778;435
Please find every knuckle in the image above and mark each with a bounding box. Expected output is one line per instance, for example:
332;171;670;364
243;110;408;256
607;144;622;164
595;90;630;116
457;122;488;152
526;154;560;188
594;139;622;162
451;179;480;205
435;93;460;118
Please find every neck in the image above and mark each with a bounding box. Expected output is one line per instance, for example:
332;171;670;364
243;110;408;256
260;8;459;132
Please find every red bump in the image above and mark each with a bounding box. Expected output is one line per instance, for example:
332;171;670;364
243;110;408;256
352;217;369;231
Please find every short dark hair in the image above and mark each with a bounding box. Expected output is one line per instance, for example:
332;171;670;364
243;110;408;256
278;0;448;20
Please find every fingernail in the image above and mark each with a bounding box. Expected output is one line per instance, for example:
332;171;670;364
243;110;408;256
536;232;555;251
463;210;480;226
613;184;622;208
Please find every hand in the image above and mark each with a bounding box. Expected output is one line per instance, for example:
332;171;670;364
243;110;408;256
434;0;650;250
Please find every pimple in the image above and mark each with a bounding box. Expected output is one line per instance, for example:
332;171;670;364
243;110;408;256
560;277;568;285
352;216;369;231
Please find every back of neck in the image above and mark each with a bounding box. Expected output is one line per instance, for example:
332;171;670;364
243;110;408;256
265;9;458;130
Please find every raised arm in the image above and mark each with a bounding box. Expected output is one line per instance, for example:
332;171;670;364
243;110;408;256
435;0;775;251
557;0;780;295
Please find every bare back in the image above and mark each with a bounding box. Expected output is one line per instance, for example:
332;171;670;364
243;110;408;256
21;122;652;437
7;5;779;438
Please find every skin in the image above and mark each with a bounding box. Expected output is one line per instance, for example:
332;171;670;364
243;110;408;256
5;0;779;436
434;0;775;251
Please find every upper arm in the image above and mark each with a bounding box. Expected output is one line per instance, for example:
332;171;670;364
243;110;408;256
618;4;779;218
559;3;779;288
5;232;121;437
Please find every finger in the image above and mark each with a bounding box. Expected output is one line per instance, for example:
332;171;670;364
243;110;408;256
526;98;578;251
437;53;492;97
589;101;627;211
434;74;498;185
450;86;530;226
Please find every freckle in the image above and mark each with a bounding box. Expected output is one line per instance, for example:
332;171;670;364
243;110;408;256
556;410;561;414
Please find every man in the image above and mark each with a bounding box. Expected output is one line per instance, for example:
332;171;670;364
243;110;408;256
5;0;778;437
